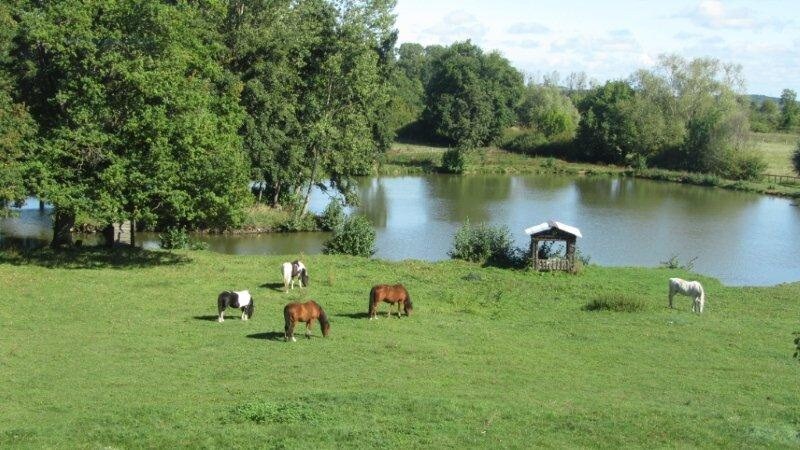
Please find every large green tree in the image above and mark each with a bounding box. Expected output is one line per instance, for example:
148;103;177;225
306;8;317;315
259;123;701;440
12;0;249;246
780;89;799;131
227;0;397;210
517;83;580;139
423;41;524;150
0;1;34;215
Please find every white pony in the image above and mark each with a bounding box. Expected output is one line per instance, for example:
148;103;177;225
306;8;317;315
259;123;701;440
281;260;309;292
668;278;706;313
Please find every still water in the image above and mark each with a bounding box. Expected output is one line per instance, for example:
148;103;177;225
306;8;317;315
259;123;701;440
3;174;799;286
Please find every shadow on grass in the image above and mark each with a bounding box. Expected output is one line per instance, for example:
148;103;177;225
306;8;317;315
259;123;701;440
334;312;370;319
193;315;221;322
259;282;286;292
246;332;286;341
0;244;190;269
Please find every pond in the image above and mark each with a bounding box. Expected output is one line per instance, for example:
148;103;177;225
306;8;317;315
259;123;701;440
3;174;800;286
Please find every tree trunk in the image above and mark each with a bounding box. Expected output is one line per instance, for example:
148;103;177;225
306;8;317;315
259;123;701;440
51;209;75;249
102;224;115;248
301;152;318;215
272;181;281;207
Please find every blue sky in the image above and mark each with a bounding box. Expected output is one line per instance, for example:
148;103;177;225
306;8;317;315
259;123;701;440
394;0;800;96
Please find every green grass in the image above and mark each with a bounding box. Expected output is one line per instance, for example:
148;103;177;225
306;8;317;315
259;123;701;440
752;132;799;176
241;204;319;232
1;248;799;448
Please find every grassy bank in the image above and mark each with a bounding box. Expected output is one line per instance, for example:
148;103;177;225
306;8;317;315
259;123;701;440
380;136;800;199
1;249;798;448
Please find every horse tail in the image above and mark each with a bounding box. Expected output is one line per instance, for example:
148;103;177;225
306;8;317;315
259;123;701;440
217;291;229;314
368;286;377;316
283;304;293;338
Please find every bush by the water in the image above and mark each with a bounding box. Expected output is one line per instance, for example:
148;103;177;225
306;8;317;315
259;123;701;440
441;148;467;173
319;200;346;231
793;141;800;176
322;215;376;257
449;220;522;267
159;227;189;250
583;294;645;312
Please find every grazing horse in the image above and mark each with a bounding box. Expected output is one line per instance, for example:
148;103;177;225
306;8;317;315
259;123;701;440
281;260;309;292
668;278;706;313
283;300;330;342
369;284;413;319
217;290;254;323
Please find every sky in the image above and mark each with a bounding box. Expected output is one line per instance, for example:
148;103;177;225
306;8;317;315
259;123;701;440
394;0;800;97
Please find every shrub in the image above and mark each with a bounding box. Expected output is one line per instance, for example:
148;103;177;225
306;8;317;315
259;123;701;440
322;215;376;257
501;131;547;155
583;294;645;312
793;331;800;362
319;200;346;231
660;254;697;271
441;148;467;173
450;220;522;267
792;141;800;176
159;227;189;250
278;213;318;232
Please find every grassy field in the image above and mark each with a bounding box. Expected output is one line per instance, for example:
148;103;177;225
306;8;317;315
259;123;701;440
752;132;799;176
1;249;799;448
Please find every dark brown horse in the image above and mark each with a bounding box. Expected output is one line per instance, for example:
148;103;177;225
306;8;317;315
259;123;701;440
283;300;330;342
369;284;413;319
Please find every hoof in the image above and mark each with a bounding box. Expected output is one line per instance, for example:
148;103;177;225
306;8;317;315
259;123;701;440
218;318;224;323
291;337;297;342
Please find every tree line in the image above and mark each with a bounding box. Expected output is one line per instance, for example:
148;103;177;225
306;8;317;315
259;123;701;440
387;42;791;180
2;1;796;247
1;0;396;246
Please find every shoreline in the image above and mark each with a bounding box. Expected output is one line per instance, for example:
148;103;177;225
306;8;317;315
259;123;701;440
378;143;800;200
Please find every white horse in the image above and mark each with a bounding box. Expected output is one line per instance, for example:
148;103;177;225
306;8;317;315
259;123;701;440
668;278;705;313
281;260;309;292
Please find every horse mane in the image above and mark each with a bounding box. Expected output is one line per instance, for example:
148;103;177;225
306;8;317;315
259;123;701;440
404;290;413;315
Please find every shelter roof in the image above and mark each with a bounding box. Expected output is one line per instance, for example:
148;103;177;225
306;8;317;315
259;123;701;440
524;220;582;238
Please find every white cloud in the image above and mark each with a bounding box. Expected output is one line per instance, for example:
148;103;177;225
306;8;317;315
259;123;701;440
507;22;550;35
677;0;789;31
422;10;488;44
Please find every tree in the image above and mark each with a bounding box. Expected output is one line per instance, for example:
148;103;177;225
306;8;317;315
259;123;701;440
423;41;524;151
792;140;800;176
11;1;250;246
517;84;580;139
576;80;637;164
0;2;34;215
226;0;397;210
780;89;799;131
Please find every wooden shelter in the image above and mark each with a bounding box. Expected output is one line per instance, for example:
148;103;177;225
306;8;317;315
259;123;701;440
525;220;582;272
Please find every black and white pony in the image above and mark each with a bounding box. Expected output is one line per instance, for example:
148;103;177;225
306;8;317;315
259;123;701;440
281;260;309;292
217;290;254;323
668;278;706;313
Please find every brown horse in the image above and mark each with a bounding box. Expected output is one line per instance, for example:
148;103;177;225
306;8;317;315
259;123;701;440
283;300;330;342
369;284;413;319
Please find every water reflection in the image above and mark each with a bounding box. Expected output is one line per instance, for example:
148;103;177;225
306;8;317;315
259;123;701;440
2;175;799;286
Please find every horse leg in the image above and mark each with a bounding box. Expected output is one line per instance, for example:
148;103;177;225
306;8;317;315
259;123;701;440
306;319;314;338
218;308;225;323
668;289;674;309
285;319;296;342
397;301;402;318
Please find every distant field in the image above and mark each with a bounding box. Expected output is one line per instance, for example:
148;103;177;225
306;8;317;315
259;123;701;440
1;249;799;448
752;132;798;176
